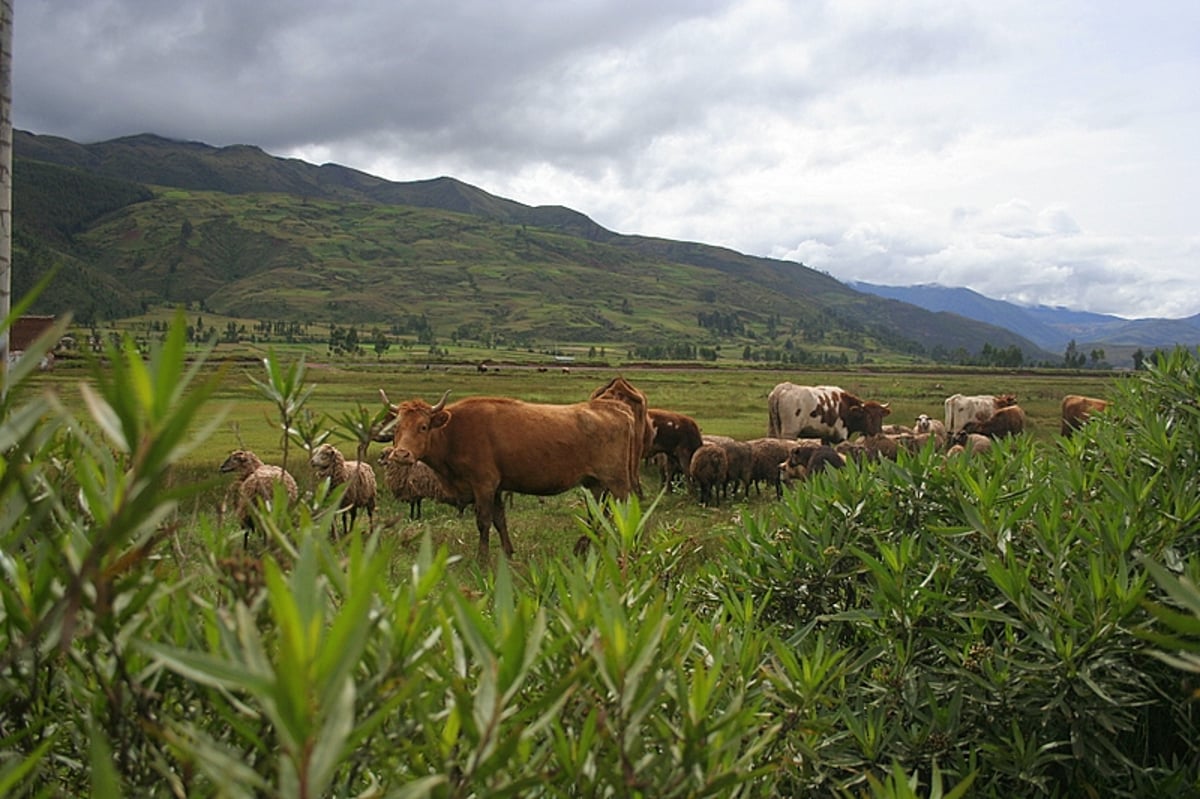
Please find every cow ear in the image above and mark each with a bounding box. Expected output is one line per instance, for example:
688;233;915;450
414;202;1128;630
430;409;452;429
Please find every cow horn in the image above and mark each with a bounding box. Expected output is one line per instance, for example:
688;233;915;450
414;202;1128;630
431;389;451;413
379;388;396;409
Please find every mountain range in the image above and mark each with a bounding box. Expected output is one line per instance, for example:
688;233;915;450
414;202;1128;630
848;281;1200;359
13;129;1191;367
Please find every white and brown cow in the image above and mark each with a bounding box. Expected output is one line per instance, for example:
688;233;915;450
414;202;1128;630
943;393;1018;434
767;383;891;443
1061;394;1109;437
382;390;639;559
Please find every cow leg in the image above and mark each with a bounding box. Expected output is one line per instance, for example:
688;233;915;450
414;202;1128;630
472;498;493;558
491;489;515;558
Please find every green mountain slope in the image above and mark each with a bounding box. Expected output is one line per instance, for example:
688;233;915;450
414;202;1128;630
12;129;1054;360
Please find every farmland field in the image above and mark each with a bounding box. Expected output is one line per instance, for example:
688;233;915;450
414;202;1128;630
24;357;1118;573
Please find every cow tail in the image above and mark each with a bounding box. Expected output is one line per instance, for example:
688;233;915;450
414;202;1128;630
768;397;780;438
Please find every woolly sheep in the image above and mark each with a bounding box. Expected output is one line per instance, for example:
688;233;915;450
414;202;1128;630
702;434;752;501
310;443;377;537
745;437;794;499
219;450;299;548
379;446;471;520
689;443;728;507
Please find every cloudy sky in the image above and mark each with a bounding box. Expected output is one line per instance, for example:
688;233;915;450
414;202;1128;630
13;0;1199;319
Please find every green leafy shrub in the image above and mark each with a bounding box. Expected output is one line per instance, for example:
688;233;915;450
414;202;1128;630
3;303;1198;797
707;352;1200;796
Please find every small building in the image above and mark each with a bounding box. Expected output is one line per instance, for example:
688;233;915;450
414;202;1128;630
6;315;59;370
10;315;57;351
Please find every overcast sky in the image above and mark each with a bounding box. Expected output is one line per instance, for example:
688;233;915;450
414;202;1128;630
12;0;1199;319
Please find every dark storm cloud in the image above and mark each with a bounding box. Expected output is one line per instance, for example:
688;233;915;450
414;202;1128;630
15;0;728;155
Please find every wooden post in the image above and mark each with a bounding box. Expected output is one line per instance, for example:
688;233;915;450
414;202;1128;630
0;0;12;393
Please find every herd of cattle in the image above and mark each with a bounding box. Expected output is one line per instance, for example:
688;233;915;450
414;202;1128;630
220;377;1111;558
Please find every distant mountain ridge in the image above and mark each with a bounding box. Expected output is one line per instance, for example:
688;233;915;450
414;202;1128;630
13;129;1060;361
849;281;1200;352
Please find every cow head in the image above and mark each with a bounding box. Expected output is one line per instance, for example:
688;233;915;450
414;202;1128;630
845;400;891;436
994;393;1018;408
389;390;452;464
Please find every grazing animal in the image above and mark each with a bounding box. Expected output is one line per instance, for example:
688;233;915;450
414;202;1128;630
219;450;299;548
746;437;795;498
961;404;1026;439
767;383;890;443
382;389;638;558
1061;394;1110;437
779;443;845;483
854;433;923;461
310;443;377;537
947;432;994;457
914;414;947;438
590;376;654;497
689;443;729;506
379;446;471;520
702;434;753;501
943;393;1018;434
645;408;704;492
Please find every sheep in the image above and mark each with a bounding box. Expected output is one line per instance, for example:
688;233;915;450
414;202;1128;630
746;437;794;498
913;414;948;449
779;443;845;484
219;450;299;548
310;443;377;537
947;432;993;457
689;443;728;507
379;445;471;520
702;434;752;501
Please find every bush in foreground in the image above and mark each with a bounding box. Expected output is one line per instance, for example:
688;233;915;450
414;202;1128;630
1;312;1198;797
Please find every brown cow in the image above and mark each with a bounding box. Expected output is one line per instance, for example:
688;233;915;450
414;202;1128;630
961;404;1026;439
590;376;653;497
383;390;638;558
1061;394;1109;437
645;408;704;492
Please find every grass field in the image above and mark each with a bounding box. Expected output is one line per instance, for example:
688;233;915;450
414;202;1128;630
25;357;1119;579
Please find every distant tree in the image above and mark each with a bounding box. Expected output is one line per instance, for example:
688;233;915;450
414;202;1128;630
373;329;390;360
1133;348;1146;370
1064;339;1087;368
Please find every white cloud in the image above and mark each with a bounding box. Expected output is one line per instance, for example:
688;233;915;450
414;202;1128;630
13;0;1200;319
